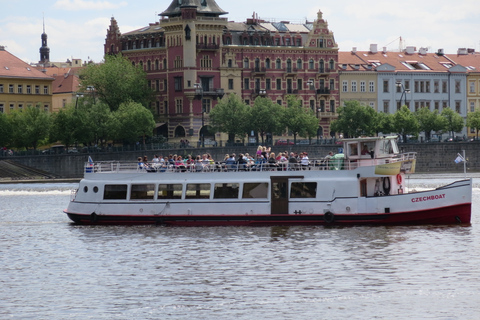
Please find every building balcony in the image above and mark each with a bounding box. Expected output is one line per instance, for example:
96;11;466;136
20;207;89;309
195;88;225;99
252;67;266;75
316;88;331;95
317;111;336;118
285;67;298;76
286;89;298;94
318;68;330;75
196;43;220;50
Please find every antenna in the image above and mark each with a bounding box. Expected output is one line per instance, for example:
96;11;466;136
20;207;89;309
43;12;45;33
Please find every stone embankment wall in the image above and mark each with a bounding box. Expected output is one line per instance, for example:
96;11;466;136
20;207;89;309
2;143;478;178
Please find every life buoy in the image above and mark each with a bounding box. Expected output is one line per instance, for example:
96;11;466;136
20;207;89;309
324;211;334;224
396;174;402;185
382;177;391;195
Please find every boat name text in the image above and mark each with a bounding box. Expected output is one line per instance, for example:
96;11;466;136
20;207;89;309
411;194;445;203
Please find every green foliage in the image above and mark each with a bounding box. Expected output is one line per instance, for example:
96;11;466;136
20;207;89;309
441;107;464;137
415;107;445;141
8;106;51;150
0;112;12;147
393;106;419;142
113;101;156;146
375;111;394;135
209;93;250;142
281;96;318;143
79;54;155;111
249;97;285;144
330;100;377;137
467;109;480;139
50;106;78;149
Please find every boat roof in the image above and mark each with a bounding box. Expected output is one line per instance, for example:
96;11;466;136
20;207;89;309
342;136;398;142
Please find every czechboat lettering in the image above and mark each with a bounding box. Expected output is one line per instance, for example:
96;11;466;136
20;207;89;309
64;136;472;226
411;194;446;203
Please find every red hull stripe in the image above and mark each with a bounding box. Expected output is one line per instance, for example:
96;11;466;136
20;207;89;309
65;203;471;226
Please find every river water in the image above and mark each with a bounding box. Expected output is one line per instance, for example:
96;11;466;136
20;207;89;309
1;177;480;320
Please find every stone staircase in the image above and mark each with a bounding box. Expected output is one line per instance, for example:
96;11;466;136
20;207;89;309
0;160;56;180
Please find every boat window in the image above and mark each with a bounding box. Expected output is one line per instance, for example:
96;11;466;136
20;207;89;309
348;143;359;156
214;183;239;199
242;183;268;198
103;184;128;200
290;182;317;198
131;184;155;200
360;142;375;156
379;140;394;155
186;183;211;199
158;184;183;199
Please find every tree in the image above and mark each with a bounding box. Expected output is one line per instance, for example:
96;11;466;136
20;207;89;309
393;106;419;142
415;107;445;141
84;102;115;147
0;112;12;148
79;54;155;111
281;96;318;144
249;97;284;144
467;109;480;139
50;106;77;149
441;107;464;138
113;101;156;148
209;93;250;143
330;100;377;138
374;111;394;135
8;106;51;151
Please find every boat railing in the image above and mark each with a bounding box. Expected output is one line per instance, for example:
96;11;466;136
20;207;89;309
83;152;416;174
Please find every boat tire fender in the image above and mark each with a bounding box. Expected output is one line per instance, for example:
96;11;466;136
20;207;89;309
324;211;335;224
90;212;98;223
396;174;402;184
383;177;391;196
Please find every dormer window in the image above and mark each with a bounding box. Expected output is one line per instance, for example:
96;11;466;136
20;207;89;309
201;0;207;6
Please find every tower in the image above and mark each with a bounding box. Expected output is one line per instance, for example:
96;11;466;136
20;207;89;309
39;17;50;64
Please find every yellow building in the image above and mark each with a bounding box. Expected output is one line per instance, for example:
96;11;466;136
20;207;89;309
0;46;54;114
338;51;377;110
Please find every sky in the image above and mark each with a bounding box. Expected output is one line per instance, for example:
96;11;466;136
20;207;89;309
1;0;480;64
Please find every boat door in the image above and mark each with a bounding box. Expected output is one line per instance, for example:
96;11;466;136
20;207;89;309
271;176;289;214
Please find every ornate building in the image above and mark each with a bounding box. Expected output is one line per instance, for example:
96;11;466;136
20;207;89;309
105;0;339;141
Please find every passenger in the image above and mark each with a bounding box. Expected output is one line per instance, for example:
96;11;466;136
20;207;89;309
268;152;278;170
195;155;204;172
261;146;270;159
288;152;298;170
361;145;369;155
245;153;254;166
300;152;309;169
253;154;266;171
175;156;186;172
137;157;144;170
256;145;263;157
237;153;248;170
225;154;237;171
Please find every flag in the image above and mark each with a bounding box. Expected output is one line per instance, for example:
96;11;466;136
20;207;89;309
88;156;93;163
454;155;464;164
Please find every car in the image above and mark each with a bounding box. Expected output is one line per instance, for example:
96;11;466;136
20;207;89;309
68;148;79;153
296;139;311;145
275;139;294;146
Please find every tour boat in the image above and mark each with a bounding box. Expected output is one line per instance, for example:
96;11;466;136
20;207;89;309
64;136;472;226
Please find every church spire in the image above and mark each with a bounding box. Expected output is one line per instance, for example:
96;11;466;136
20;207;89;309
39;14;50;64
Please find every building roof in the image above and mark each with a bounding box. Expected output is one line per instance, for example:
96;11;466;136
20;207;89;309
122;23;164;36
0;47;54;80
160;0;228;17
52;73;80;94
338;47;461;73
446;52;480;72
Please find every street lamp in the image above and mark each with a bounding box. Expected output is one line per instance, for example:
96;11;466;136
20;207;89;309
86;86;96;104
75;93;83;109
396;81;411;108
194;83;205;147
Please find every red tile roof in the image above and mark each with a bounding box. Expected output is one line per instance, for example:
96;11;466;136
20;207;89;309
0;48;53;80
52;73;80;94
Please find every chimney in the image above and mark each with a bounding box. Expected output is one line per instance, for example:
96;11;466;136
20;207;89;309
437;48;444;56
457;48;468;55
405;46;416;54
352;47;357;53
370;44;378;54
419;47;428;55
382;47;387;54
0;45;5;51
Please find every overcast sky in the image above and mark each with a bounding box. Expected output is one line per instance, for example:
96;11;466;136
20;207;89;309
1;0;479;64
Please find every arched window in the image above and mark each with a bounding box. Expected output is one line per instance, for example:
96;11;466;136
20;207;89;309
297;59;302;70
255;58;260;70
329;59;335;71
265;58;271;69
227;59;233;68
319;59;325;73
155;59;159;70
276;58;281;69
163;58;167;70
147;60;151;71
286;59;292;72
309;59;314;70
244;58;249;69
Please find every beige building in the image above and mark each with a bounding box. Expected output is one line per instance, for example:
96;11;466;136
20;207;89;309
0;46;54;114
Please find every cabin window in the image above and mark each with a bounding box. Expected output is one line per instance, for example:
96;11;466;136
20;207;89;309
103;185;128;200
158;184;183;199
290;182;317;198
214;183;239;199
131;184;155;200
348;143;359;156
379;140;396;155
242;183;269;199
186;183;211;199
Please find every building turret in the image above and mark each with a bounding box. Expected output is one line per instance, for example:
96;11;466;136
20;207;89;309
39;18;50;63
